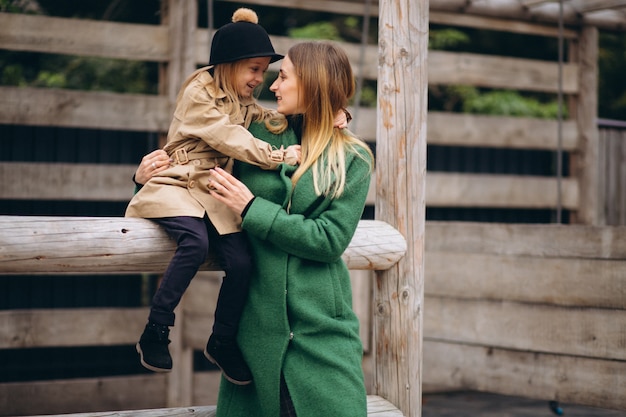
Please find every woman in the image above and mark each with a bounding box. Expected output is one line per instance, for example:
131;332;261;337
207;41;374;417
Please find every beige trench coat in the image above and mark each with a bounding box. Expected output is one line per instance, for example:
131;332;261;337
125;67;282;234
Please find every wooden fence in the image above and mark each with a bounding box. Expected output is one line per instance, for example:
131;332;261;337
1;219;624;415
0;0;604;221
1;0;625;415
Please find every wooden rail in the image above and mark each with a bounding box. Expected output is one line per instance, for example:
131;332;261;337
0;217;405;274
28;396;404;417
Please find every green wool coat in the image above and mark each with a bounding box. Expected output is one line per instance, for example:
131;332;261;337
216;121;373;417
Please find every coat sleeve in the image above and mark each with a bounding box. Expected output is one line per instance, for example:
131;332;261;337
241;149;372;263
169;80;282;170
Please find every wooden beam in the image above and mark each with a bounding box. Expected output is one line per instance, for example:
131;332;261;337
573;0;626;13
0;12;168;61
374;1;427;416
425;221;626;258
430;10;578;38
426;173;579;209
571;26;600;224
0;217;406;274
424;297;626;360
0;163;580;210
0;86;170;132
426;252;626;308
428;51;579;94
423;340;626;410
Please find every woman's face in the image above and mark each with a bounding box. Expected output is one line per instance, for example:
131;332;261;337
235;57;271;98
270;56;304;115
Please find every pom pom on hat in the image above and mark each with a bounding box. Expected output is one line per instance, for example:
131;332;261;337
208;8;283;66
232;8;258;24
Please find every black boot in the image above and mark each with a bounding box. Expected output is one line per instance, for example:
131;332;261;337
204;335;252;385
136;322;172;372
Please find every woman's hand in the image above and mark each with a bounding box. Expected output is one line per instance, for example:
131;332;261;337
208;167;255;215
135;149;172;185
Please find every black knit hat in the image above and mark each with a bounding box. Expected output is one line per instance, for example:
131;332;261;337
208;8;283;66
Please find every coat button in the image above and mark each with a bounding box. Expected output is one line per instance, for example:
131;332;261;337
188;180;196;188
193;159;201;166
289;331;294;340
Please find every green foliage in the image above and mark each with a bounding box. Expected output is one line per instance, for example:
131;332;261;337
288;21;342;40
0;52;158;94
463;89;565;119
429;28;470;50
427;27;562;118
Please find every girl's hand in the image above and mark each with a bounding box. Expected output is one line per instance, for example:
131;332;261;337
208;167;255;215
333;108;352;129
284;144;301;165
135;149;172;185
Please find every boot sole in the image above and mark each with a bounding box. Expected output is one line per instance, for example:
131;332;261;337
203;348;252;386
136;342;172;373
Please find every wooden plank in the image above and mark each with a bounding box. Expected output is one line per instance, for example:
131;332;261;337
0;308;147;349
424;296;626;360
428;51;579;94
600;128;626;225
0;84;577;137
571;26;601;224
0;13;168;61
16;395;403;417
213;0;626;31
0;86;170;131
426;252;626;309
429;10;579;38
0;162;137;201
192;371;222;408
425;221;626;258
365;395;406;416
426;173;579;209
0;375;168;416
426;112;579;150
430;0;626;31
341;107;579;149
214;0;377;16
422;340;626;410
0;217;406;274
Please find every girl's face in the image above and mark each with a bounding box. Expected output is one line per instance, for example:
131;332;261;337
270;56;305;115
235;57;271;98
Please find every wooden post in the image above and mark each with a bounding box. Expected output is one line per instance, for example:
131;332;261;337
571;26;599;225
375;1;428;417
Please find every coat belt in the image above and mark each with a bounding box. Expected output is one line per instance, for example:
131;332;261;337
172;148;228;166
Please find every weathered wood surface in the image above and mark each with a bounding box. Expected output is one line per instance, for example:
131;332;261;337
0;12;580;89
0;13;168;61
20;395;403;417
0;163;580;212
0;88;581;144
599;127;626;226
423;341;626;411
373;1;426;417
425;221;626;258
572;26;600;225
0;216;406;274
215;0;626;31
0;86;170;131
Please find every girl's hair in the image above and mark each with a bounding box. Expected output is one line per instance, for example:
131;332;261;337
279;42;374;198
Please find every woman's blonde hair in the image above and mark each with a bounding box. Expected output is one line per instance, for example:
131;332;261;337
274;42;373;198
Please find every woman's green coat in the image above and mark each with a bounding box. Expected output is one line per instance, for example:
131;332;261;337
216;121;372;417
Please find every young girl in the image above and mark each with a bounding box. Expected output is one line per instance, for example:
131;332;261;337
125;8;299;385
